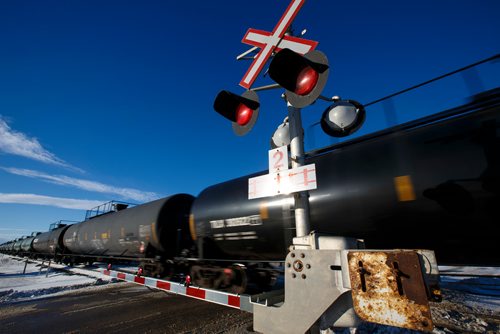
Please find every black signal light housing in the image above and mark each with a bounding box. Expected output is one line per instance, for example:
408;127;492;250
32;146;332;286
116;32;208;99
214;90;260;136
269;48;329;108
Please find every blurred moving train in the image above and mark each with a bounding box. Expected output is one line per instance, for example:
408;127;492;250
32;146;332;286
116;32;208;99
1;87;499;293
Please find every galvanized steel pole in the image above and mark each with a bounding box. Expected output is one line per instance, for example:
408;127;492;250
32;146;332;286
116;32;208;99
287;101;311;237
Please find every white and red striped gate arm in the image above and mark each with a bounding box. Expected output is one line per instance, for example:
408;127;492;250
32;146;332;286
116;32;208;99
101;269;253;312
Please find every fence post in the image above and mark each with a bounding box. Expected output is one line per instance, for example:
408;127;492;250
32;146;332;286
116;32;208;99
46;259;51;278
23;259;28;274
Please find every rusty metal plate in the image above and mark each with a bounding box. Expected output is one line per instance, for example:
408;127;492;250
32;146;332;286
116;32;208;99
348;251;433;332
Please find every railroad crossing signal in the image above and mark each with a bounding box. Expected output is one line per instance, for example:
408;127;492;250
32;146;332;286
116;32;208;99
269;48;329;108
239;0;318;89
213;90;260;136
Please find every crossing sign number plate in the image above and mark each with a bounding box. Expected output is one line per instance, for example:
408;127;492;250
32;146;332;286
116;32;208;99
249;146;317;200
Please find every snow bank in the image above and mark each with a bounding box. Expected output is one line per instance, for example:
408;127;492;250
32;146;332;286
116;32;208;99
0;255;115;303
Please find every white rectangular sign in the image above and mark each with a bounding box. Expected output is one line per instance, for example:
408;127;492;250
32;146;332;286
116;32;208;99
248;163;317;200
248;173;275;200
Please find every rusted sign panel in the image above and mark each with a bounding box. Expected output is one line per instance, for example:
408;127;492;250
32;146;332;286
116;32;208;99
348;251;433;332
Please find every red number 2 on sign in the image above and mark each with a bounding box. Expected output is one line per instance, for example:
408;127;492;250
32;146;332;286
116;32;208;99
273;150;284;170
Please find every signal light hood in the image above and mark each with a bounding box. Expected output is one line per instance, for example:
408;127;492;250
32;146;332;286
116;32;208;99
214;90;260;136
269;48;329;108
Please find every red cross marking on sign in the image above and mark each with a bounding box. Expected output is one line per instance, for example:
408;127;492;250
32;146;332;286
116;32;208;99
239;0;318;89
289;166;316;186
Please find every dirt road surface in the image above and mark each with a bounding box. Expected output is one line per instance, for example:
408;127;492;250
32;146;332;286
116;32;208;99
0;282;253;334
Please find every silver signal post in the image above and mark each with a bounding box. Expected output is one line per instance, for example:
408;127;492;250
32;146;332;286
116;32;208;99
287;101;311;238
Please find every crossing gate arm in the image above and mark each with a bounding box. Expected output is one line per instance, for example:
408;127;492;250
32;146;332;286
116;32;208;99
101;269;253;312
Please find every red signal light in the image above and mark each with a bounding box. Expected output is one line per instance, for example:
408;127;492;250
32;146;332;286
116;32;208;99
214;90;260;136
236;103;253;126
295;66;319;96
269;49;329;108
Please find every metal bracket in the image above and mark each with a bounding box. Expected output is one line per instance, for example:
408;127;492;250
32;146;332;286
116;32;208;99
251;234;438;333
252;248;359;334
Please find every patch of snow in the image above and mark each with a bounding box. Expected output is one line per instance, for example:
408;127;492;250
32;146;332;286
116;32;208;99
0;255;115;303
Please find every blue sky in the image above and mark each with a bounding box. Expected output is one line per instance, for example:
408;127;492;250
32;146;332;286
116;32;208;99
1;0;499;243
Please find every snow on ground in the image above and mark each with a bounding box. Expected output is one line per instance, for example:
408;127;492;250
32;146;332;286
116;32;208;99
0;254;115;303
1;254;499;333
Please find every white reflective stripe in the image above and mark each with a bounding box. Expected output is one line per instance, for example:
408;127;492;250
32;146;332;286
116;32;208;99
245;31;270;44
274;0;303;36
278;39;314;54
240;296;253;313
171;283;186;295
242;43;274;85
205;289;227;305
145;277;156;287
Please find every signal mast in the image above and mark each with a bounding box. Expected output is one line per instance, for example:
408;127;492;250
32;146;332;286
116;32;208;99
213;1;436;333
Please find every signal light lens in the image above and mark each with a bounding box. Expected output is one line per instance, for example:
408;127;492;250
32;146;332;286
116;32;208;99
236;103;253;126
295;66;319;96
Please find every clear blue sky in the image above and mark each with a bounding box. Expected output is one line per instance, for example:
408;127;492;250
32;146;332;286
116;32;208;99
1;0;499;243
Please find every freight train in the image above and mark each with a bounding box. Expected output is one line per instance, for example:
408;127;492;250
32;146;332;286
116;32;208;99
1;87;499;293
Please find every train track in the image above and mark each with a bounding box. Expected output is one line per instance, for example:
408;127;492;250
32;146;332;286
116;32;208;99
8;255;500;298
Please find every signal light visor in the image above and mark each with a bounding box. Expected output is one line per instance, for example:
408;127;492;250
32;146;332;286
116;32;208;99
269;49;329;108
213;89;260;136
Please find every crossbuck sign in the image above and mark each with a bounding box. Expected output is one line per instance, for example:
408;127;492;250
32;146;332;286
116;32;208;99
239;0;318;89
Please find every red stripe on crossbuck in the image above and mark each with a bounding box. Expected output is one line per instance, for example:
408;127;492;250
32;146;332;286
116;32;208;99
117;273;126;280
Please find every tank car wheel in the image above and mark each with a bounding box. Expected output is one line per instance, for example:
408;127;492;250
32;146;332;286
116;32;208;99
190;265;212;289
227;265;247;294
